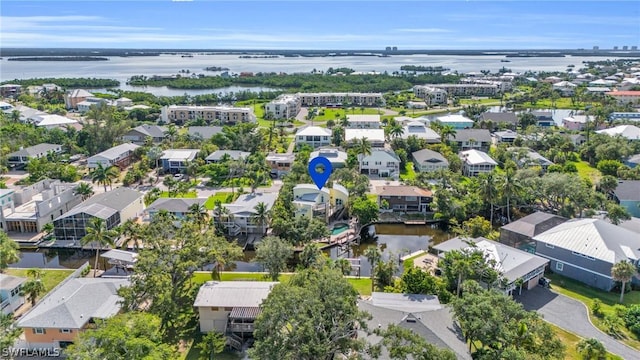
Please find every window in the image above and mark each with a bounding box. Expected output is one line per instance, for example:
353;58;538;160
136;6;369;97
224;307;233;311
60;329;72;334
33;328;46;334
210;307;219;311
545;243;554;249
556;262;564;271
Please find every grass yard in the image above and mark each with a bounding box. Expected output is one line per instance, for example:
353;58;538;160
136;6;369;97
550;324;623;360
6;268;74;295
400;162;417;181
575;160;602;184
160;191;198;198
459;98;502;105
204;192;238;209
546;272;640;349
182;332;241;360
313;107;382;122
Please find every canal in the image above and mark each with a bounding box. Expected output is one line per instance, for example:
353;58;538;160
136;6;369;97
12;224;452;277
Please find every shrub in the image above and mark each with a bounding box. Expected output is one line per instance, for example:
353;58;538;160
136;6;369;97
624;304;640;337
591;298;603;317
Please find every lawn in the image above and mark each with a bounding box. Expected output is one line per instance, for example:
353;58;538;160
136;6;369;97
546;272;640;349
459;98;502;105
550;324;623;360
400;162;417;181
160;191;197;198
575;160;602;184
313;107;382;122
6;268;74;295
182;332;241;360
204;192;237;209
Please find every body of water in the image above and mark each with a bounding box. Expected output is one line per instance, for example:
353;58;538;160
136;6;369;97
0;53;620;96
12;224;450;277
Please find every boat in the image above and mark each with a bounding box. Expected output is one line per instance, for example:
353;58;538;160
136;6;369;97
501;59;511;62
181;54;193;58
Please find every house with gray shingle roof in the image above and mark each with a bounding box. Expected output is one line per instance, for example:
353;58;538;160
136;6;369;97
533;218;640;291
625;153;640;168
7;143;63;167
452;129;492;151
479;112;518;129
87;143;140;169
1;273;26;315
205;150;251;163
187;126;223;140
146;197;207;220
500;212;567;251
412;149;449;172
215;192;278;236
122;124;167;144
17;278;129;348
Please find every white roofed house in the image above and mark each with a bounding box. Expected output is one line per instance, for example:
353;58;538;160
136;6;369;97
552;80;577;96
309;148;348;170
160;149;200;174
295;126;332;148
596;125;640;141
360;149;401;179
31;114;80;130
345;114;382;129
344;129;386;148
401;121;441;143
292;183;349;221
87;143;140;170
17;278;129;349
214;192;278;236
459;149;497;177
205;150;251;164
533;219;640;291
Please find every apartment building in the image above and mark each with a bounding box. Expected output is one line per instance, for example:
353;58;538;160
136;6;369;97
161;105;256;125
296;92;384;107
345;114;382;129
412;86;448;105
264;94;301;120
418;83;499;97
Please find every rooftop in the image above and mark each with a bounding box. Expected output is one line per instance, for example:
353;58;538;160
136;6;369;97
0;273;26;290
160;149;200;161
193;281;278;308
7;143;61;158
501;211;567;238
453;129;492;143
412;149;448;164
128;124;167;138
205;150;251;162
613;180;640;202
459;149;497;165
91;143;140;161
146;197;207;214
345;128;385;142
297;126;332;137
224;192;278;216
377;185;432;197
58;188;143;221
436;114;474;123
187;126;223;140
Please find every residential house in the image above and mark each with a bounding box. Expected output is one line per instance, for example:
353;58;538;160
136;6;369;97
309;148;348;170
295;126;332;148
205;150;250;164
17;278;129;349
508;147;554;171
7;143;63;168
345;114;381;129
610;112;640;122
358;293;471;360
187;126;223;140
586;87;612;96
500;212;568;251
412;85;448;105
0;101;14;112
145;198;208;221
377;185;432;213
433;237;549;295
53;188;144;241
612;180;640;218
561;115;601;131
121;125;167;144
492;129;519;144
114;97;133;108
565;133;587;147
552;81;577;96
266;152;295;178
412;149;449;173
625;154;640;168
531;111;554;127
0;84;22;98
296;92;384;107
452;129;492;151
1;179;82;234
459;150;497;177
596;125;640;140
64;89;94;109
100;249;138;272
344;128;386;148
216;192;278;236
194;281;278;338
0;189;15;232
87;143;140;170
360;149;401;179
7;105;46;123
479;112;518;130
434;114;474;129
160;149;200;174
1;274;26;315
160;105;256;125
31;114;80;130
264;94;301;120
533;218;640;291
605;90;640;105
77;97;110;113
292;184;348;221
401;121;441;143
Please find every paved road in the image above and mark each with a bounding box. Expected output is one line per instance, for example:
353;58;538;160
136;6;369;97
517;286;639;359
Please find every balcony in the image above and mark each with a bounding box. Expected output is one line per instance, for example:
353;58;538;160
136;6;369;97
228;322;255;333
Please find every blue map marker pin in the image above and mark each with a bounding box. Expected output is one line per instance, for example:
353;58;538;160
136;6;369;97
308;156;332;190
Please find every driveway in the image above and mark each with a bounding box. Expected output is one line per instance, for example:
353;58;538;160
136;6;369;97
517;286;640;359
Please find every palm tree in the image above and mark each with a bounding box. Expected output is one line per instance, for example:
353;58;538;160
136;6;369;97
0;232;19;273
119;219;145;250
352;137;372;173
74;182;94;201
364;245;381;293
478;172;498;224
20;278;45;306
500;167;521;223
81;218;118;277
90;163;119;192
439;125;457;143
42;222;55;239
188;202;209;229
611;260;637;303
252;202;270;235
164;124;178;146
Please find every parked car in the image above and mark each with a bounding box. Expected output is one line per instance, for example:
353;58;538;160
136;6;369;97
173;173;184;181
538;277;551;288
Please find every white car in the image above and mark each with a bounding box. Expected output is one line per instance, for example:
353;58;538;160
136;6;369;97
173;173;184;181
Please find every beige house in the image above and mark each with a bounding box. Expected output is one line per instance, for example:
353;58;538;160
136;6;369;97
293;183;349;221
64;89;94;109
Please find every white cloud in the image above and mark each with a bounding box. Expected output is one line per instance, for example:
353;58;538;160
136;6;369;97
393;28;452;33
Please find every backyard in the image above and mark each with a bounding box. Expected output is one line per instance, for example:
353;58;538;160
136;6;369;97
6;268;74;294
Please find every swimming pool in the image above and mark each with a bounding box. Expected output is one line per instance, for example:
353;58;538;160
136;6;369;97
331;223;349;236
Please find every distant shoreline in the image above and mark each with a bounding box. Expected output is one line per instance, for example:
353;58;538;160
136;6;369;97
7;56;109;61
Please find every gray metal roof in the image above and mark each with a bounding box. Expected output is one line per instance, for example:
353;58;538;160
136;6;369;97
193;281;278;307
60;203;118;220
412;149;448;165
533;218;640;264
205;150;251;162
187;126;223;140
613;180;640;202
370;292;441;312
501;212;567;238
479;112;518;124
17;278;129;329
100;249;138;264
7;143;61;158
128;125;167;138
0;274;26;290
90;143;140;161
146;197;207;214
223;192;278;216
453;129;492;143
627;154;640;165
81;188;143;212
619;217;640;234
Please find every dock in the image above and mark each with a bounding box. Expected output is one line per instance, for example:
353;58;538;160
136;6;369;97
403;220;427;225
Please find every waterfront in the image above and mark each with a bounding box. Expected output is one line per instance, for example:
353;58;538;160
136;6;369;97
10;223;450;277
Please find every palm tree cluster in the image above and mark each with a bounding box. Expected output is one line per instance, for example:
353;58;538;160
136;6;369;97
90;163;120;192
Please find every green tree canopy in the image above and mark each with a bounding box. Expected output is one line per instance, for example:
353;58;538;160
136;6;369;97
254;236;293;281
0;232;20;273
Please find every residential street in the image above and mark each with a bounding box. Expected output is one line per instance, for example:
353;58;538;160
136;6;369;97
517;286;640;360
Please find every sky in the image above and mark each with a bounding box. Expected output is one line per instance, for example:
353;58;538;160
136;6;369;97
1;1;639;50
